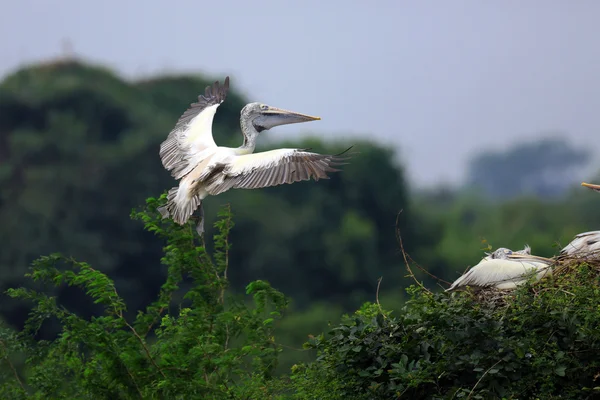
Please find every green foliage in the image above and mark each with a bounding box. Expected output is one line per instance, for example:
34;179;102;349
0;199;289;399
0;60;413;339
291;267;600;399
2;194;600;399
3;59;600;399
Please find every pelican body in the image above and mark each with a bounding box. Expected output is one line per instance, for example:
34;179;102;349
559;182;600;258
447;246;553;292
157;77;350;234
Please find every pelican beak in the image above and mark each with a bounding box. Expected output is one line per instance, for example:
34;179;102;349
254;105;321;131
263;106;321;122
582;182;600;192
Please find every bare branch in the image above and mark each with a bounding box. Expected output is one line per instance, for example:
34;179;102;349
375;276;386;319
395;210;433;295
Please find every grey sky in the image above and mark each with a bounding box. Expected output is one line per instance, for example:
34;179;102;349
2;0;600;187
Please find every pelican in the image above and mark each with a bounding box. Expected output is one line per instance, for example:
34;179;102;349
447;246;554;292
559;182;600;258
157;76;350;234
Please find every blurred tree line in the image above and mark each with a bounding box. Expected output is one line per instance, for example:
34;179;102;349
1;59;599;373
466;136;591;199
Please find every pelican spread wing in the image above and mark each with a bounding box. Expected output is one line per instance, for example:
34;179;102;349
205;148;350;196
160;77;230;179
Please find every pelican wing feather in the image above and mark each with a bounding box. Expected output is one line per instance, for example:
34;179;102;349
447;257;553;292
560;230;600;257
204;148;350;196
159;77;230;179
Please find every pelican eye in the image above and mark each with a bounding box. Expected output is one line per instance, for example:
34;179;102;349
260;104;269;111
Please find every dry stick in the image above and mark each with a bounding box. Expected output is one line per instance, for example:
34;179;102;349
395;211;433;295
375;277;387;319
220;204;232;305
467;359;502;400
221;207;232;347
0;339;25;392
405;252;453;286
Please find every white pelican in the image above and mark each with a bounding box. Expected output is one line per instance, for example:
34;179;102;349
559;182;600;258
157;76;350;234
447;247;554;292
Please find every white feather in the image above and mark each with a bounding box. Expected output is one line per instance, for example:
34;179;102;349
447;256;553;291
182;103;219;155
227;149;298;176
560;230;600;257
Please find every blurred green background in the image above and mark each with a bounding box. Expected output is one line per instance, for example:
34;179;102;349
1;60;599;374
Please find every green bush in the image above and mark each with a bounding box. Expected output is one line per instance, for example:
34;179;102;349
2;194;600;399
0;196;289;399
290;264;600;399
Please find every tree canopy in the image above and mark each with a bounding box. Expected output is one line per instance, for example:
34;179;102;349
466;136;591;200
0;60;413;333
1;198;599;399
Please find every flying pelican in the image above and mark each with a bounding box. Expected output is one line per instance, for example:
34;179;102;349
447;247;554;292
559;182;600;258
157;76;350;234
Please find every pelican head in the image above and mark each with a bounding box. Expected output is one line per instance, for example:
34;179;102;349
241;102;321;133
582;182;600;192
485;247;513;260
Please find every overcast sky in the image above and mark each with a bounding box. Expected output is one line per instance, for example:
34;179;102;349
2;0;600;187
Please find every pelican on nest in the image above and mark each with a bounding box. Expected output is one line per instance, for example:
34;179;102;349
559;182;600;258
447;246;554;292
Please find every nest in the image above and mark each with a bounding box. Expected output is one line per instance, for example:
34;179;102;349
472;287;515;308
552;252;600;278
465;253;600;309
395;217;600;308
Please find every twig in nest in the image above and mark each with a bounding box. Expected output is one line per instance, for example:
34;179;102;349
395;210;432;295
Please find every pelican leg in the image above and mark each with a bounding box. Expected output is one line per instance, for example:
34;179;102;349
195;202;205;236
